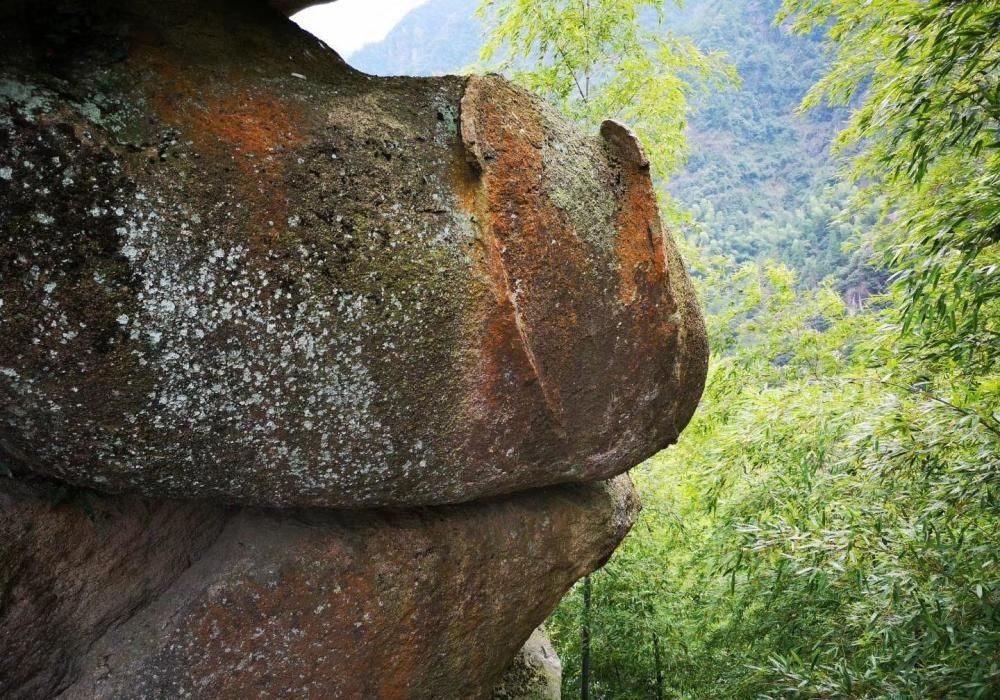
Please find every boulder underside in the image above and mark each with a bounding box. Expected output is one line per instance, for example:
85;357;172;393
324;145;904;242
492;627;563;700
1;476;637;698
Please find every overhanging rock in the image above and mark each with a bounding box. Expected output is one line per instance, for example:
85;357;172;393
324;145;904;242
0;0;707;508
0;1;708;697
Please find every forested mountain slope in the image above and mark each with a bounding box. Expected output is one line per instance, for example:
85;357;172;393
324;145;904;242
352;0;869;290
351;0;481;76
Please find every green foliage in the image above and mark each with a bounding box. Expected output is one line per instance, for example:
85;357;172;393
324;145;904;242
477;0;735;179
551;263;1000;698
665;0;869;288
778;0;1000;372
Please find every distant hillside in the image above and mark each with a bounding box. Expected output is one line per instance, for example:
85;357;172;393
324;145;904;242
350;0;480;76
665;0;862;288
351;0;869;289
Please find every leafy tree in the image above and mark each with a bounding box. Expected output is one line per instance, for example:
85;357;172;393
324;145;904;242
552;258;1000;698
477;0;735;180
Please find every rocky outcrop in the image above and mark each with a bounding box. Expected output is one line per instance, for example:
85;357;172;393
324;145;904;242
0;0;706;508
0;475;636;698
492;628;563;700
0;1;707;697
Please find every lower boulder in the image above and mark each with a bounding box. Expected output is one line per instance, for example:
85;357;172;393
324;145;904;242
0;476;637;699
492;627;563;700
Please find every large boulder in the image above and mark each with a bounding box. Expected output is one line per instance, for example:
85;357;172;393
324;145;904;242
0;0;707;508
0;2;708;698
0;475;638;699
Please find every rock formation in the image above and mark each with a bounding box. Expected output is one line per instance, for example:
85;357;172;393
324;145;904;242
0;0;708;697
0;0;705;509
492;628;563;700
1;476;636;698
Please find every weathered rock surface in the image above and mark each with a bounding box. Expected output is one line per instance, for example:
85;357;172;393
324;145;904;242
0;479;228;699
0;2;701;696
0;475;638;699
0;0;707;508
492;627;563;700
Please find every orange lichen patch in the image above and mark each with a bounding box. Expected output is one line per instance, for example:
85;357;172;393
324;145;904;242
594;121;681;379
460;78;607;453
616;171;663;304
466;226;572;456
134;47;304;249
458;77;666;469
453;78;702;480
145;62;304;158
137;45;304;155
600;121;675;317
179;91;303;155
615;168;677;326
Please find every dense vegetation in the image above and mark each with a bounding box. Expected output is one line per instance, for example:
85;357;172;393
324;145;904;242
662;0;865;290
358;0;1000;696
551;256;1000;698
542;1;1000;697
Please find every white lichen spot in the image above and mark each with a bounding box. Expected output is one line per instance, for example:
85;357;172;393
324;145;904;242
14;173;458;506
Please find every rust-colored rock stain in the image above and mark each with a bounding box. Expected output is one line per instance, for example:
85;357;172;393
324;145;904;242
138;46;303;249
460;78;599;466
456;78;705;485
604;120;681;370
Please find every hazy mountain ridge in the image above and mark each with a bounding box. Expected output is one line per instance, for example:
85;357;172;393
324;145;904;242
350;0;481;76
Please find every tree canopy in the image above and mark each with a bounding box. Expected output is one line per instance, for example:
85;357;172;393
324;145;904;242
779;0;1000;373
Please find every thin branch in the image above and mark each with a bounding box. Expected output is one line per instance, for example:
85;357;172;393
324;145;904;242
553;41;589;103
609;73;657;120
